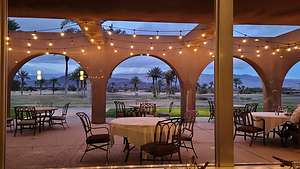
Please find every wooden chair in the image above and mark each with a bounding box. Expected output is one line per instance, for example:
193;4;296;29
51;103;70;128
14;106;38;136
233;108;266;146
158;101;173;118
140;118;183;164
114;101;134;117
178;110;198;158
207;99;215;122
76;112;110;162
138;103;156;117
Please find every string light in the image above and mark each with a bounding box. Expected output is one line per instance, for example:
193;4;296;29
130;52;134;56
203;41;208;45
242;39;247;43
48;42;53;47
276;48;280;52
168;46;173;50
237;48;242;52
201;33;206;38
209;51;213;55
155;31;160;40
97;46;101;50
186;44;191;48
110;42;114;46
27;43;32;47
256;54;261;57
149;37;153;40
254;39;260;42
107;30;112;36
84;27;89;31
294;46;298;50
280;55;284;59
8;47;12;51
45;51;49;55
130;45;134;49
178;31;183;40
5;37;10;41
26;50;31;54
256;49;260;53
114;49;118;53
272;52;276;55
33;35;38;40
150;46;154;50
211;55;215;58
286;47;291;52
90;39;95;43
264;45;269;49
193;48;198;52
81;49;85;53
60;32;65;37
63;51;67;55
178;50;183;55
146;53;150;56
240;55;244;58
162;53;166;56
132;29;137;38
5;42;9;45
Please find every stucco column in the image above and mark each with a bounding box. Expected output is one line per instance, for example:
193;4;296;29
263;79;282;111
0;0;8;167
90;77;107;124
180;83;197;116
214;0;234;166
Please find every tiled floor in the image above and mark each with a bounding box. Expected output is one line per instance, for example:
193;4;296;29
5;108;300;169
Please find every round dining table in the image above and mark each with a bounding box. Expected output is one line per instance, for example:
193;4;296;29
252;112;291;133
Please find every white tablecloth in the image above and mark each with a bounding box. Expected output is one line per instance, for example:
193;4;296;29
252;112;291;133
110;117;165;148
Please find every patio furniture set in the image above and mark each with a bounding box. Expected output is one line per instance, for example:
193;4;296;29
8;103;70;136
76;101;199;164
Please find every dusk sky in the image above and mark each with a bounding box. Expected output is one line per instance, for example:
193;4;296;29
11;17;300;79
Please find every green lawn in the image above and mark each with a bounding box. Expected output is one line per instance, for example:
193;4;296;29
106;107;210;117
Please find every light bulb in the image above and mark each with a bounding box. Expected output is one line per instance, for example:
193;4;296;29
186;44;191;48
201;33;206;38
155;35;160;40
45;51;49;55
5;37;10;41
242;39;247;43
90;39;95;43
8;47;12;51
48;42;53;47
81;49;85;53
203;41;208;45
209;51;213;55
168;46;173;50
272;52;276;55
276;48;280;52
133;34;137;38
150;46;154;50
149;37;153;40
240;55;244;58
5;42;9;45
286;48;291;52
84;27;89;31
130;52;134;56
26;50;31;54
280;55;284;59
211;55;215;58
162;53;166;56
146;53;150;56
110;42;114;46
60;32;65;37
63;51;67;55
33;36;38;40
27;43;32;47
178;35;183;40
256;54;261;57
107;30;112;36
294;46;298;49
256;50;260;53
178;51;182;54
130;45;134;49
264;45;269;49
97;46;101;50
114;49;118;53
237;48;242;52
193;48;198;52
254;39;260;42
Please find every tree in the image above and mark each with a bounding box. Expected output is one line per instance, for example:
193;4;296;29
164;70;175;95
8;19;20;31
49;78;60;95
60;19;80;33
233;78;242;90
64;56;70;96
208;81;214;93
157;79;163;95
35;79;46;95
147;67;163;98
69;67;81;94
12;79;21;91
16;70;30;95
130;76;141;95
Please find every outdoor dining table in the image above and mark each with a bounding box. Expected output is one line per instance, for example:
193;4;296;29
110;117;166;161
252;112;291;133
35;106;58;132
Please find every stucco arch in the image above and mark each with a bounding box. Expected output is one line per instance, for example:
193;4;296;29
279;58;300;88
9;52;90;81
106;54;183;86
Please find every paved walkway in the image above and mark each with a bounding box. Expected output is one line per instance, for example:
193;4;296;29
5;108;300;169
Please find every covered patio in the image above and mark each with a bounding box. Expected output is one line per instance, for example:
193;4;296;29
1;0;300;168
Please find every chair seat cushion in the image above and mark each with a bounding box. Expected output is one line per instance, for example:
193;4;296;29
51;116;65;120
18;119;36;125
86;134;110;144
237;126;264;133
180;133;192;141
141;143;179;156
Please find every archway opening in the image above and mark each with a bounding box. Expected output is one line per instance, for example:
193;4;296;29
282;61;300;111
106;55;181;117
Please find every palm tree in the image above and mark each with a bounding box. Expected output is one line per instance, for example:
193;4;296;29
49;78;60;95
164;70;175;95
233;78;242;90
147;67;163;98
60;19;80;33
8;19;20;31
69;67;81;94
35;79;46;95
64;56;70;96
157;79;163;95
130;76;141;95
16;70;30;95
208;81;214;93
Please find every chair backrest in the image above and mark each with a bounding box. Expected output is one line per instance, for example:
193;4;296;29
62;103;70;116
139;103;156;116
233;108;254;127
244;103;258;112
208;99;215;115
168;102;174;113
15;106;37;122
114;101;126;117
76;112;92;138
182;110;197;137
153;118;183;146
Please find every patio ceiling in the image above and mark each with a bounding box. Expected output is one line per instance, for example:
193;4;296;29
9;0;300;25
